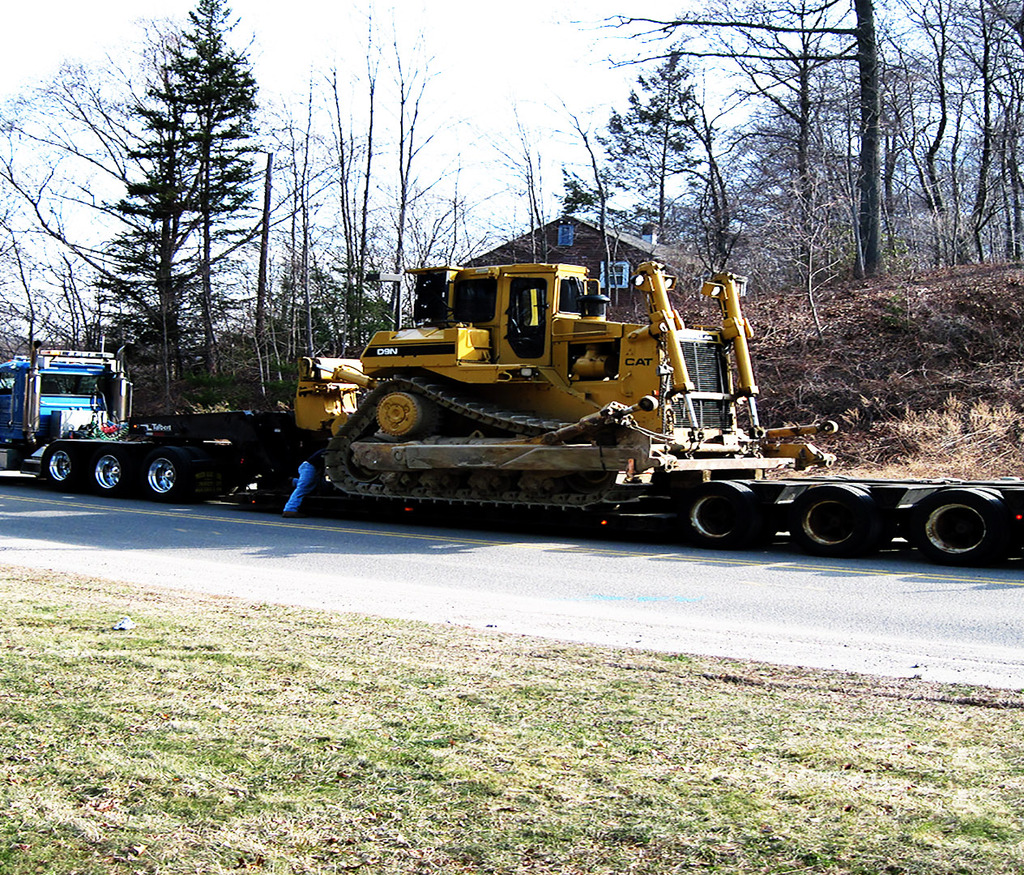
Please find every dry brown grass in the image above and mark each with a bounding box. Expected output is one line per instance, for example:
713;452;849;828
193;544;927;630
833;398;1024;480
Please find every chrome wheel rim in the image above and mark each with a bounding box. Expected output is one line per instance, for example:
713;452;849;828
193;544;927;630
94;454;122;489
47;450;73;482
146;459;176;494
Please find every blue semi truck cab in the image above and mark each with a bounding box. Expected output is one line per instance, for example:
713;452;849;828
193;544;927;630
3;346;305;501
0;346;132;474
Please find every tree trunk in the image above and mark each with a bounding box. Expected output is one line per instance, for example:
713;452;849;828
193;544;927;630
854;0;882;277
200;158;218;375
256;151;273;388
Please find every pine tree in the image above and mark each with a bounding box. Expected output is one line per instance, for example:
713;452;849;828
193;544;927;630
109;0;257;391
105;44;198;402
603;53;697;237
172;0;258;374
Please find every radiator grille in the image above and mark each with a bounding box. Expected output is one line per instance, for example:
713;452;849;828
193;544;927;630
670;339;734;431
672;397;734;430
682;341;725;394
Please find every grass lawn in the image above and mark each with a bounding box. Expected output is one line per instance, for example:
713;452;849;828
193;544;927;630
1;564;1022;874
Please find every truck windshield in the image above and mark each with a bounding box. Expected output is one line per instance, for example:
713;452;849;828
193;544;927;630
40;374;101;395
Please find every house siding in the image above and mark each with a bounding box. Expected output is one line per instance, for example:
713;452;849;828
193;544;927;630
466;217;678;317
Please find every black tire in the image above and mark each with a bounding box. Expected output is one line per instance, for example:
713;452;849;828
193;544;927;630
788;484;885;558
683;481;765;550
89;446;138;497
41;443;86;491
140;446;203;502
908;487;1011;566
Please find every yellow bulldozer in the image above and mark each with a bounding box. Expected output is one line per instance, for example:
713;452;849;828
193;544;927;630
292;261;834;514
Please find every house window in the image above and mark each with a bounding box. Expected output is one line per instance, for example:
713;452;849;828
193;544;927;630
600;261;630;289
557;223;575;247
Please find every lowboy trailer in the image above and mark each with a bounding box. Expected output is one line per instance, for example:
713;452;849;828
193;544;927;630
3;265;1022;567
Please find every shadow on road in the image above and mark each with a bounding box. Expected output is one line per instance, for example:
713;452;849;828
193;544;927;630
0;475;1021;591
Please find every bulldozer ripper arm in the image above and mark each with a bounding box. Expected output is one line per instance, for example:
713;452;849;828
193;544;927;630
701;273;759;397
297;356;377;390
762;420;839;441
294;356;377;435
331;363;376;390
631;263;695;396
759;420;838;470
760;440;836;470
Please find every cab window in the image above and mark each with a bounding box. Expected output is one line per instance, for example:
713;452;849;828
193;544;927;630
558;277;584;314
453;278;497;323
412;271;450;324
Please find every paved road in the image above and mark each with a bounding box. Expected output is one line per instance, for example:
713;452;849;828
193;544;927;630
0;476;1021;689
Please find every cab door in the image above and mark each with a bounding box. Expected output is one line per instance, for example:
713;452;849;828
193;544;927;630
504;276;548;361
0;365;24;443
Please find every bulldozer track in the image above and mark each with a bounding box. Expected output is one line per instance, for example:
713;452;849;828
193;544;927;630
324;376;638;510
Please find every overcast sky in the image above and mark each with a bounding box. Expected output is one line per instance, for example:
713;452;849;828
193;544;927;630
1;1;682;111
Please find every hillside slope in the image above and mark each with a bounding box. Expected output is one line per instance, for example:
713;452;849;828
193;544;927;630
739;264;1024;479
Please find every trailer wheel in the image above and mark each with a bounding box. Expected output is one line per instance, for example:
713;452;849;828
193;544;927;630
41;444;85;490
789;484;885;558
683;481;765;550
90;447;137;497
909;487;1010;566
141;446;202;502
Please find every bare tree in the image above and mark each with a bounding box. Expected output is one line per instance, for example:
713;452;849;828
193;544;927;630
330;41;380;351
390;30;436;328
888;0;957;264
887;0;1024;265
254;150;272;388
614;0;884;276
491;112;552;262
564;107;613;288
689;98;739;271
